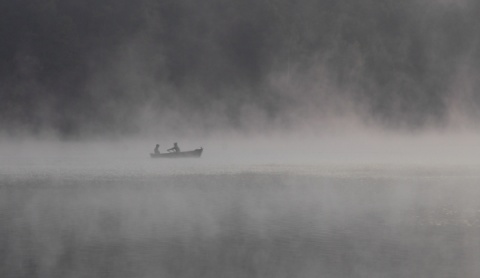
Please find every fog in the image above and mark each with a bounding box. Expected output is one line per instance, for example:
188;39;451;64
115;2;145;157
2;127;480;167
1;0;480;137
2;0;480;277
2;156;480;277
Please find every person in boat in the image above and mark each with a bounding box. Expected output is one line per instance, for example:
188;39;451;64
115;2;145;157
167;142;180;153
154;144;160;155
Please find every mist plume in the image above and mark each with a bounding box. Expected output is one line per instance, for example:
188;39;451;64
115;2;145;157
1;0;479;138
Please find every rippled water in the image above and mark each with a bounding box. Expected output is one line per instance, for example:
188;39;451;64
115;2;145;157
1;158;480;277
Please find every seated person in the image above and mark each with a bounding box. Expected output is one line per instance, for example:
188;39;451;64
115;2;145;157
167;142;180;152
154;144;160;155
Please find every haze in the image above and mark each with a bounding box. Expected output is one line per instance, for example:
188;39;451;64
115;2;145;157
1;1;480;277
1;0;479;140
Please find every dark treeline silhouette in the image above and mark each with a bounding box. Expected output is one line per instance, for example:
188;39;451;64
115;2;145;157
1;0;479;136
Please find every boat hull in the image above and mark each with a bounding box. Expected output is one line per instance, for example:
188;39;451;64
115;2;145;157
150;148;203;158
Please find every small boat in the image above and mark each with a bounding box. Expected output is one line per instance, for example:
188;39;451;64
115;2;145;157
150;148;203;158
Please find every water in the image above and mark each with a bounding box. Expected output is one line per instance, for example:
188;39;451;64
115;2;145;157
1;157;480;278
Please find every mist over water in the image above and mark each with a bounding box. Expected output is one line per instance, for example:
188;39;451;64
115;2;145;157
2;156;480;277
1;136;480;277
2;0;480;277
1;0;480;136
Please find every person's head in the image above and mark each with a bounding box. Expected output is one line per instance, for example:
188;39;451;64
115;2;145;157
156;144;159;147
174;142;177;146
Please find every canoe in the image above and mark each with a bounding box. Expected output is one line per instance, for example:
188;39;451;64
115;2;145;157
150;148;203;158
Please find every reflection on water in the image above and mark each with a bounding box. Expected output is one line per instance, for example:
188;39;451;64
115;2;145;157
1;161;479;277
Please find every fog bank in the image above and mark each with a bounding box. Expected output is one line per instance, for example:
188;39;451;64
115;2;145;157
1;0;479;138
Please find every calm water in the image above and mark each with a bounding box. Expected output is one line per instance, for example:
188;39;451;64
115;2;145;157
1;158;480;278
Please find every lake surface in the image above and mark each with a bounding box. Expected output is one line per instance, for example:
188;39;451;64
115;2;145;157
1;158;479;278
